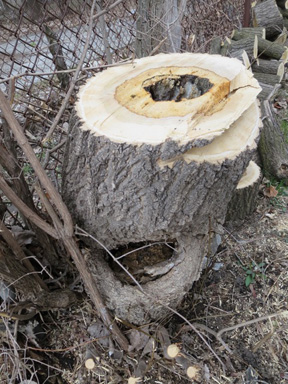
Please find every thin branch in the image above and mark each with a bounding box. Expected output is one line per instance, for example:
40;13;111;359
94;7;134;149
92;0;126;20
192;310;288;355
43;0;98;142
0;221;48;291
216;310;288;339
0;174;58;239
0;90;129;351
0;59;133;85
0;90;74;237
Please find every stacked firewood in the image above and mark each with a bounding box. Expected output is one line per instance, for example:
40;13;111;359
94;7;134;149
211;0;288;221
211;0;288;100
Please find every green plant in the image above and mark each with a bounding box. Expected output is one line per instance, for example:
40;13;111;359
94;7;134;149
265;179;288;212
269;178;288;195
240;261;267;287
281;119;288;144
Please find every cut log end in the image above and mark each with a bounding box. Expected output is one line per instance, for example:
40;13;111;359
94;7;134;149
75;53;260;147
175;354;200;379
166;343;181;358
186;365;200;379
85;358;95;370
128;377;142;384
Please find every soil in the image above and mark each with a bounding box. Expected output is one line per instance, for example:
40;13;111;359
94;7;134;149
1;185;287;384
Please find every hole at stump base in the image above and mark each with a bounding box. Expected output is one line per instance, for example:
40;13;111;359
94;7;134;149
143;75;213;102
107;241;177;285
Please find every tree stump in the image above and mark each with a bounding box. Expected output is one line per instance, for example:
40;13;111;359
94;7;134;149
62;53;261;324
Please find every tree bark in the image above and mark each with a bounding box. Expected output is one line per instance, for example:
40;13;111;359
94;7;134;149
42;25;70;90
232;27;266;41
62;53;261;323
252;58;282;74
226;161;262;222
252;0;284;38
258;91;288;179
229;36;286;60
253;72;281;86
135;0;186;57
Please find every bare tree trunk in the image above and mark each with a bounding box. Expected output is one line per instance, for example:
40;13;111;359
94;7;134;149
135;0;187;57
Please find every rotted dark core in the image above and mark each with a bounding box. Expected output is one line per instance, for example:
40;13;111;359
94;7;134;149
143;75;213;102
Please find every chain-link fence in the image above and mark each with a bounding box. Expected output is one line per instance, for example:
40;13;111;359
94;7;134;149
0;0;246;123
0;0;247;193
0;0;247;192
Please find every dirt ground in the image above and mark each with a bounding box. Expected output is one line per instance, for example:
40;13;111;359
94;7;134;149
1;181;287;384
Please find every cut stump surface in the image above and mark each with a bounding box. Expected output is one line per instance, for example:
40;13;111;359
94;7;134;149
62;53;261;323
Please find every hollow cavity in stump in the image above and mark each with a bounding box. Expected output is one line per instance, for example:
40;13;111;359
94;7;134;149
143;75;213;102
108;241;176;284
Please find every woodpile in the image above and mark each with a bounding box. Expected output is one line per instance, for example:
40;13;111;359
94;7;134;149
211;0;288;184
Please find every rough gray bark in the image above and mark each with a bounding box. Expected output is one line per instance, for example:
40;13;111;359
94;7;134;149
252;0;284;38
232;27;266;41
229;36;286;60
62;114;258;323
87;234;207;323
226;162;262;222
253;72;281;86
63;119;254;250
135;0;186;57
252;58;282;74
259;95;288;179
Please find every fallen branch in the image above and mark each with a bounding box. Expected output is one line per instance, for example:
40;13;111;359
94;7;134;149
192;310;288;354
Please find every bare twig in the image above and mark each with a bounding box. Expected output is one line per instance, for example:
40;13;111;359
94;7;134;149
0;221;48;291
216;310;288;339
0;90;73;236
92;0;126;20
0;174;58;239
192;310;288;354
0;59;133;85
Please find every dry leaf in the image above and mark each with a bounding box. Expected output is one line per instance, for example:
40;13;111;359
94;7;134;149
127;327;150;352
263;185;278;198
141;338;155;357
87;320;110;347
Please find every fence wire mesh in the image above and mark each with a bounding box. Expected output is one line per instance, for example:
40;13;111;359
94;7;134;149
0;0;246;125
0;0;247;194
